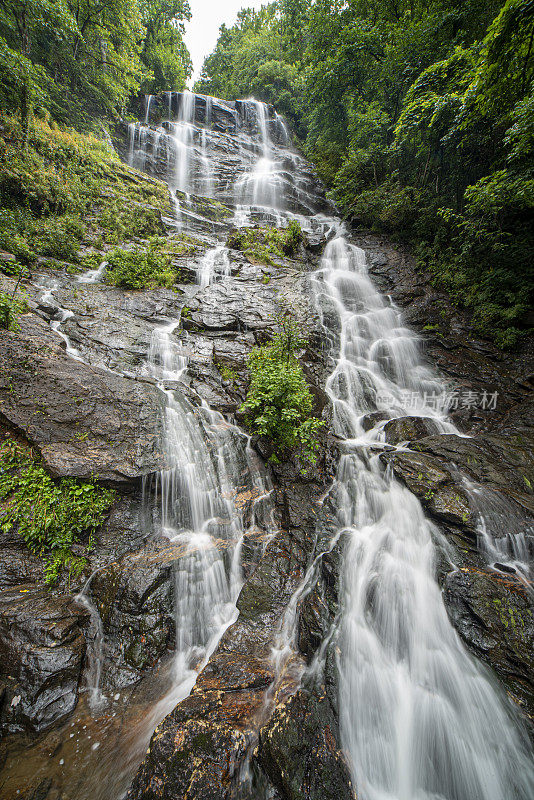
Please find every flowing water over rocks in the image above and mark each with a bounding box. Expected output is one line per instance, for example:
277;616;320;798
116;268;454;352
0;91;533;800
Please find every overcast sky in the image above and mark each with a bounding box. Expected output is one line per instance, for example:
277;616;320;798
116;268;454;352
184;0;265;84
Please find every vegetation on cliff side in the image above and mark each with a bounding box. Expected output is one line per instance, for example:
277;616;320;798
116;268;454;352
241;315;323;466
227;220;304;264
197;0;534;348
0;439;115;585
0;0;192;132
0;114;172;279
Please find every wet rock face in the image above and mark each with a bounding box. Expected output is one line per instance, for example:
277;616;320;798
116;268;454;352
115;96;327;219
128;451;345;800
360;234;534;434
382;415;442;444
1;85;532;799
0;588;88;735
0;314;166;484
258;688;355;800
444;569;534;719
89;540;176;688
379;417;534;726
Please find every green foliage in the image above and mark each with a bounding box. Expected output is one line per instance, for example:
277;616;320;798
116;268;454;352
202;0;533;348
0;288;28;330
217;364;237;384
104;239;176;289
0;439;115;584
227;221;303;264
139;0;192;95
195;4;306;135
0;0;191;129
0;115;170;268
240;316;323;465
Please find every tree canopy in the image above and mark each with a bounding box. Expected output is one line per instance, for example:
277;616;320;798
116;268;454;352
197;0;534;347
0;0;192;127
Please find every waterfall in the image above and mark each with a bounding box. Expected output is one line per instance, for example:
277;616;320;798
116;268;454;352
196;245;231;289
14;91;531;800
144;95;153;125
463;476;533;593
311;236;534;800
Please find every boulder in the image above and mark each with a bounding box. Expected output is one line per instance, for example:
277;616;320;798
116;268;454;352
257;688;355;800
0;587;88;734
0;314;166;484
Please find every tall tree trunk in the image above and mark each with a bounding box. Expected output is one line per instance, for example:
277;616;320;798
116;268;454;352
20;7;31;151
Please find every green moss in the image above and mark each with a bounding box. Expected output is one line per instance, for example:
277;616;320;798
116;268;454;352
227;221;303;265
0;114;169;269
0;438;115;585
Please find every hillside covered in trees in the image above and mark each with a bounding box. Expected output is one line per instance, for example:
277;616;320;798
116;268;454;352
0;0;192;129
197;0;534;348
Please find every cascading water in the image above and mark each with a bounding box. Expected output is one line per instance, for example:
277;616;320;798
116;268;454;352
9;89;533;800
140;315;278;740
463;475;533;592
106;92;534;798
311;234;534;800
196;245;231;288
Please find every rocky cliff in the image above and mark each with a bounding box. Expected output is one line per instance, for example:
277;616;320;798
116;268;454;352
0;92;532;800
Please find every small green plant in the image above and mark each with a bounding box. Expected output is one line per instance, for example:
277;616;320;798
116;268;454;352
104;239;176;289
227;222;303;265
0;440;115;584
0;286;27;330
217;364;236;384
240;314;323;466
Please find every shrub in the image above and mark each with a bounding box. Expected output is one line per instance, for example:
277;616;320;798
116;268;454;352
0;440;115;585
240;317;323;465
0;289;27;330
104;240;176;289
227;222;303;264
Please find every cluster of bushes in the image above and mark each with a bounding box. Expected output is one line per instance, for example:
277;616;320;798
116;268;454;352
0;439;115;585
103;235;199;290
0;288;27;330
240;315;322;467
104;240;177;290
227;221;303;264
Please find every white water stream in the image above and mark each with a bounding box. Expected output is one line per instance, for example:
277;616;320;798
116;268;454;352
311;234;534;800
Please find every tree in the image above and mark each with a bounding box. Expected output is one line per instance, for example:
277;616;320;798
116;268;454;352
139;0;192;94
0;0;78;139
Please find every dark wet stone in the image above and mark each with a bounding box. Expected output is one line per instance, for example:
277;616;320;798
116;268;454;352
444;568;534;725
0;588;88;735
89;539;177;688
379;448;476;530
382;415;441;444
495;562;516;574
0;314;166;484
257;688;355;800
